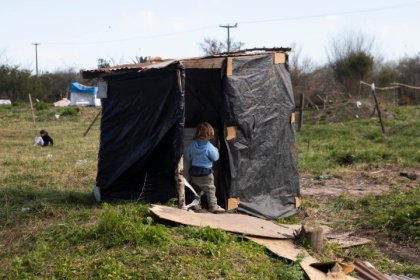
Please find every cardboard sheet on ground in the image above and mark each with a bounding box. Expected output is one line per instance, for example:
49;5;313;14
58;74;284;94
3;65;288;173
247;237;358;280
326;231;372;248
150;205;359;280
150;205;294;238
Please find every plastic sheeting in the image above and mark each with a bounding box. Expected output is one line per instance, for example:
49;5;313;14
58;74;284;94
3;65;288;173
223;54;299;219
69;82;101;106
88;53;299;219
96;63;185;202
69;82;97;94
70;92;101;106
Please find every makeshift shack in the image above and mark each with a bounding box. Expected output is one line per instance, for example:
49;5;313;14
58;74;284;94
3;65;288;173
69;82;101;106
82;48;300;219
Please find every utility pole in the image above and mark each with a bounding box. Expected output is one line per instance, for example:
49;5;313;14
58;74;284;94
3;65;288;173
219;23;237;52
32;43;40;76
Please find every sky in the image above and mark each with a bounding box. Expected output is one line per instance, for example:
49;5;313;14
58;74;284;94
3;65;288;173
1;0;419;74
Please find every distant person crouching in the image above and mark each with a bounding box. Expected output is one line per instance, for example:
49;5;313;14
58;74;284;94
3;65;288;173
34;129;54;147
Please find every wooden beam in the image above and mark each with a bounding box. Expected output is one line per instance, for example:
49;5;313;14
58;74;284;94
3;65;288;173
274;52;286;64
181;57;225;69
290;112;296;124
226;126;237;141
226;57;233;76
227;197;240;210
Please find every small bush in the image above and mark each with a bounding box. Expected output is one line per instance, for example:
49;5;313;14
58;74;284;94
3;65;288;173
61;107;79;116
334;153;356;166
35;101;49;111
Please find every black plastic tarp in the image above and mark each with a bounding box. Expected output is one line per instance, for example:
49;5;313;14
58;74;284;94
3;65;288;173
88;53;299;219
96;63;184;202
224;54;300;219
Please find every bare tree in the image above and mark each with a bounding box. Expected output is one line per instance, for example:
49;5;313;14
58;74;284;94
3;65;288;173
327;29;376;96
130;56;149;64
289;43;315;105
199;37;245;56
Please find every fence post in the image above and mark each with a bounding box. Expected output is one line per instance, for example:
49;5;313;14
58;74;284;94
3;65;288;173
370;83;385;134
28;93;36;127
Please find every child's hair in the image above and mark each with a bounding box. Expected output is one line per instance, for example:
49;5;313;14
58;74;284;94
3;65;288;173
40;129;48;136
194;122;214;140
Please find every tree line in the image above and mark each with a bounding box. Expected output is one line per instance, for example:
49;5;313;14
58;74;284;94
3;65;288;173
0;31;419;104
290;30;420;106
0;66;84;102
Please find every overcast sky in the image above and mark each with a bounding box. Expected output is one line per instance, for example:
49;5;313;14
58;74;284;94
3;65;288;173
1;0;419;73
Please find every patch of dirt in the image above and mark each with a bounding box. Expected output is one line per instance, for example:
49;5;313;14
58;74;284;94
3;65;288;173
360;229;420;265
300;167;419;202
300;166;420;265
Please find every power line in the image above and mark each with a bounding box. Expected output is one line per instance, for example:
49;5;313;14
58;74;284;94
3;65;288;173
41;1;420;46
239;1;420;25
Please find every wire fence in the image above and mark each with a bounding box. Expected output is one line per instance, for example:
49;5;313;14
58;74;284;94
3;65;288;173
294;81;420;130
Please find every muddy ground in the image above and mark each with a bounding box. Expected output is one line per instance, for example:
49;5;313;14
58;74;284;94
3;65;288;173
300;167;420;265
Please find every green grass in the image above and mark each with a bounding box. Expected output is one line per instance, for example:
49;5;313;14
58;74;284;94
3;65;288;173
1;104;419;279
298;106;420;174
322;188;420;246
0;105;306;279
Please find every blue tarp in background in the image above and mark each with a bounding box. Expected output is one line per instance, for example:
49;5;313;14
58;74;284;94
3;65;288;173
69;82;98;94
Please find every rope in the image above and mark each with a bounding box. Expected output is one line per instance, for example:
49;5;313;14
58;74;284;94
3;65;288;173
390;82;420;90
360;81;420;91
359;81;399;90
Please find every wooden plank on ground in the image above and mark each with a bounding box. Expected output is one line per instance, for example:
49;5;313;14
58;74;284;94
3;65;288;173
247;237;358;280
150;204;294;238
326;232;372;248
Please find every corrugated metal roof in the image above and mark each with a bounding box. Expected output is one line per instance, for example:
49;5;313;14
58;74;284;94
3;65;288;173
82;59;178;79
81;47;291;79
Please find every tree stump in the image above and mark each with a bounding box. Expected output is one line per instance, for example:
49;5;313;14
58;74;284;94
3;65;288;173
295;220;324;253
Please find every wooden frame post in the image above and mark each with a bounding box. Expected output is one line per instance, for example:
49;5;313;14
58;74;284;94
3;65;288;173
175;156;185;209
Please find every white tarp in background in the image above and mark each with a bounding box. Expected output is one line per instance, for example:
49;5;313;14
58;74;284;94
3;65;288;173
69;82;101;107
53;98;71;107
0;99;12;105
69;92;101;106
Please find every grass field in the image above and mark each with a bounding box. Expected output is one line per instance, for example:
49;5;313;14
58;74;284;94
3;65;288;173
0;104;419;279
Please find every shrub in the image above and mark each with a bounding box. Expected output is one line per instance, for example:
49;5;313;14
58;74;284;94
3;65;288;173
35;101;49;111
61;107;79;116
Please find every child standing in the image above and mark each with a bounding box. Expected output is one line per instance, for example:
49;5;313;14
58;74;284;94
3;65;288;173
186;122;225;213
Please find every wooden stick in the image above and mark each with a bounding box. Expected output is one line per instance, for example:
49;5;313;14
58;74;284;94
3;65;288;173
83;109;101;137
175;156;186;209
370;84;385;134
28;93;36;127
